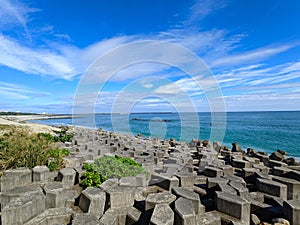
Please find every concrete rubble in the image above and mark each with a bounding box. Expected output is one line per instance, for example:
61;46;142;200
0;126;299;224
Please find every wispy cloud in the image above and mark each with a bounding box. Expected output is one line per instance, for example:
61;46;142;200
0;0;38;39
0;34;78;79
211;60;300;102
0;81;50;100
211;44;295;67
0;27;239;80
185;0;227;25
0;0;296;85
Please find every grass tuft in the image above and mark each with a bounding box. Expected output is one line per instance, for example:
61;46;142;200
0;126;70;176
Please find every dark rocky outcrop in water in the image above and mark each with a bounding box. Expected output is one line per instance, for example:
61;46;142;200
132;117;172;122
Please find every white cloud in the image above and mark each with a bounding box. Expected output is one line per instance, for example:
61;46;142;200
185;0;227;25
0;34;77;79
0;81;50;100
0;0;38;38
0;0;296;85
210;61;300;103
212;44;295;67
279;61;300;74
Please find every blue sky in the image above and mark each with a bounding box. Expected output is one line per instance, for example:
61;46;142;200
0;0;300;113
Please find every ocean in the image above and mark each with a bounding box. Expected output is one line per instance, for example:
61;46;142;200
31;111;300;158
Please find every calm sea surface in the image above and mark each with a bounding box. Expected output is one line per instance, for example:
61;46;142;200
31;111;300;158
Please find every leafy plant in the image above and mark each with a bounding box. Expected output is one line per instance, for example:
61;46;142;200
0;126;71;176
47;148;70;171
37;132;55;143
115;155;142;167
81;156;148;188
53;126;74;142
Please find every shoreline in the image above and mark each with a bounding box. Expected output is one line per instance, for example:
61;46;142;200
1;114;300;161
0;115;62;133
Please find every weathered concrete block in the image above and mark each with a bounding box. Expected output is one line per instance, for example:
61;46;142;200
215;191;250;225
283;200;300;225
232;159;250;169
285;170;300;182
99;209;118;225
172;187;205;214
44;182;65;209
175;173;195;187
244;156;260;166
57;168;77;188
224;175;247;187
204;166;223;178
79;187;106;217
150;204;174;225
272;175;300;200
218;165;234;176
217;182;237;195
207;177;228;189
252;164;270;173
193;186;207;198
136;173;147;187
151;173;179;191
196;211;221;225
272;166;291;176
106;186;135;209
241;168;259;179
126;207;142;225
1;184;42;210
242;168;271;183
229;180;249;198
163;164;179;173
24;208;73;225
32;165;50;182
1;191;45;225
146;191;176;210
63;156;84;168
254;152;269;166
0;174;19;192
256;178;288;200
244;198;281;222
72;213;100;225
119;176;137;186
0;167;32;191
99;178;118;191
269;159;288;168
174;197;197;225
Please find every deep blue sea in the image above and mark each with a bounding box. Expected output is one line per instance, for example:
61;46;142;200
31;111;300;158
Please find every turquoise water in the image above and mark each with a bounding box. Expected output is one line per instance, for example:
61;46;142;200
31;111;300;158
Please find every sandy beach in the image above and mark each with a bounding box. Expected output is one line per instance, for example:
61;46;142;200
0;115;65;133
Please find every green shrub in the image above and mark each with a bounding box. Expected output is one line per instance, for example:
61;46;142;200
81;156;148;188
115;155;142;167
0;126;70;175
37;132;55;143
53;126;74;142
47;148;70;171
0;127;51;171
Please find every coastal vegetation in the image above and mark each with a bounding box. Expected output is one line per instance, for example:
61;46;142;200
81;155;149;188
0;125;72;176
38;126;74;143
0;112;39;116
